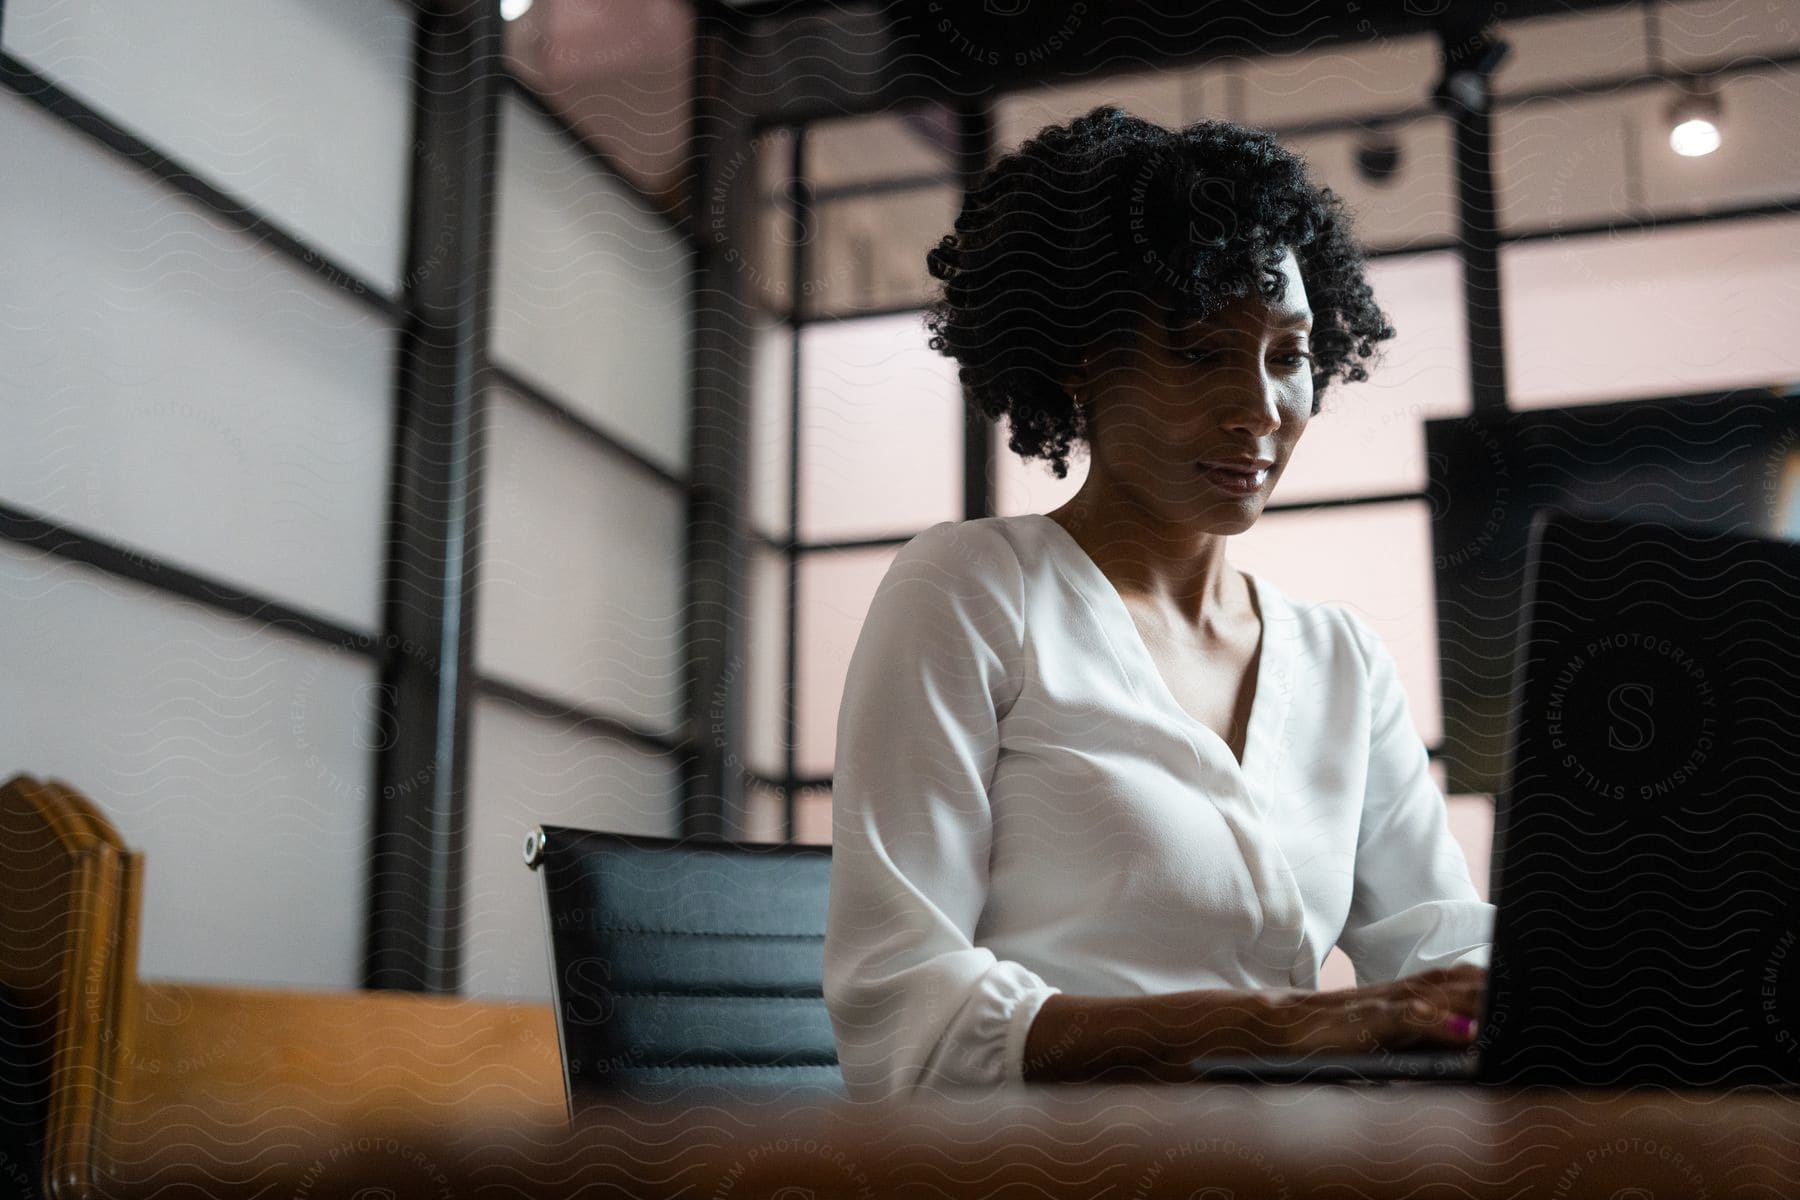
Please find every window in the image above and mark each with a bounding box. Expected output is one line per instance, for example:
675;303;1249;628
1502;215;1800;408
798;313;964;543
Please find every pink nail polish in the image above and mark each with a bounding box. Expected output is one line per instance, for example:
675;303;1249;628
1444;1015;1475;1038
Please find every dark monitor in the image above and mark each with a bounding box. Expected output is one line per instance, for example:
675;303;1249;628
1428;385;1800;797
1480;507;1800;1089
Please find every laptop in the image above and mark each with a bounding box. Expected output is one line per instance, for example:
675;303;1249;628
1188;507;1800;1088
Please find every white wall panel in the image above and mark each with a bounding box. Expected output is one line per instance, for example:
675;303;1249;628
795;546;897;777
1660;0;1800;66
793;786;832;846
748;318;793;539
993;417;1088;518
797;312;963;542
492;95;692;476
1233;34;1440;129
1496;92;1638;233
1278;252;1470;502
1493;8;1652;95
0;543;375;989
461;697;680;1002
805;188;960;319
477;390;686;733
0;90;397;632
996;71;1191;158
744;783;786;844
1503;216;1800;408
1231;500;1442;746
3;0;413;295
744;545;790;780
808;111;951;188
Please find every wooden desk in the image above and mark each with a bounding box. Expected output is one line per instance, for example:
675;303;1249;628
89;1081;1799;1198
9;778;1794;1198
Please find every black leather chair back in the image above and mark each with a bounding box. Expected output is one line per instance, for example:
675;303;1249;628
525;825;842;1107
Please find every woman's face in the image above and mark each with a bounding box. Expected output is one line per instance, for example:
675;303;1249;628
1077;247;1315;536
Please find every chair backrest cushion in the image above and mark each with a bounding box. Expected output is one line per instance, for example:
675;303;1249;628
532;827;842;1102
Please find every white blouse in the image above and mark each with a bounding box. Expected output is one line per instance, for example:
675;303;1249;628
822;512;1495;1102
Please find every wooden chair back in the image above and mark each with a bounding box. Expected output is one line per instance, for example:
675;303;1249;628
0;773;563;1200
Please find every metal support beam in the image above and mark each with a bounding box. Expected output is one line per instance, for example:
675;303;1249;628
680;6;759;842
1436;12;1511;415
954;102;995;521
364;0;502;993
783;130;811;844
1451;98;1508;415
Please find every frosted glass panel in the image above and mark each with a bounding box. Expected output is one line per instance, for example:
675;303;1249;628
1319;947;1355;991
794;786;832;845
1445;795;1495;903
0;91;397;632
478;390;685;733
745;546;790;779
750;199;795;316
996;71;1190;156
1492;9;1651;94
492;95;692;475
0;543;375;989
3;0;413;295
1231;500;1441;744
1234;34;1439;128
749;318;793;539
1278;252;1469;502
1778;450;1800;537
1502;216;1800;409
500;0;694;198
808;110;950;188
803;188;959;319
1661;0;1800;67
747;125;796;316
1497;92;1637;233
1430;763;1496;901
796;546;898;776
993;418;1087;518
745;783;785;844
798;312;964;542
462;696;680;1002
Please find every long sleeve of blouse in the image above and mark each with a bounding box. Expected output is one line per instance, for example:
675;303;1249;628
822;520;1061;1103
1333;608;1493;983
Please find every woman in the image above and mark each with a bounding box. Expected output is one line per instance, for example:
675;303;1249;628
822;107;1493;1102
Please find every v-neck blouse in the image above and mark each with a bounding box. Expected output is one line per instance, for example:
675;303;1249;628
1039;514;1274;782
822;514;1495;1102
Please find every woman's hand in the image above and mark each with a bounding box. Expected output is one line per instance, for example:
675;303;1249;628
1248;963;1487;1057
1022;966;1487;1084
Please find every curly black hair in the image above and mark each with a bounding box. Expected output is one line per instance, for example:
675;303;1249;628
925;105;1396;480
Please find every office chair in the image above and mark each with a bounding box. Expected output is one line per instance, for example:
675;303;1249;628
524;825;843;1105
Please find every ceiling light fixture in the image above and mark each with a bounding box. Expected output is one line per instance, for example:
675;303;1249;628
1666;75;1723;157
